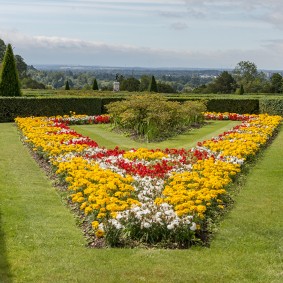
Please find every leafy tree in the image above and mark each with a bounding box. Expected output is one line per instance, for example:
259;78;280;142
15;54;28;78
139;75;151;91
92;78;99;90
207;71;236;94
0;38;6;62
120;77;140;92
21;77;46;89
0;44;21;96
115;73;124;83
233;61;258;82
149;75;158;92
233;61;271;93
157;82;176;93
270;73;283;93
65;80;70;90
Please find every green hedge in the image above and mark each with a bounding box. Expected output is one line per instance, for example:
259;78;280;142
259;98;283;116
1;96;282;122
167;97;259;114
0;97;102;122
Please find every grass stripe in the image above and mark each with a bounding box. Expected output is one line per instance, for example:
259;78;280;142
71;120;239;150
0;122;282;282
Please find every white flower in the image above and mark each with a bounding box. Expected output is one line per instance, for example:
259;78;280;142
142;222;151;229
167;224;174;230
190;222;197;231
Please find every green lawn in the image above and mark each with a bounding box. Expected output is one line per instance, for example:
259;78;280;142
0;122;282;282
71;120;240;150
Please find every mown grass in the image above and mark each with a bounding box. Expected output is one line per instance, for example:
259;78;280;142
71;120;240;150
0;122;282;282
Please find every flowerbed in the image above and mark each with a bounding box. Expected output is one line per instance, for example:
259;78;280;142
15;112;282;248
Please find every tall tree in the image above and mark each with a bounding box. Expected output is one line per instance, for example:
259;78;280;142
0;44;21;96
92;78;99;90
65;80;70;90
233;61;259;92
149;75;158;92
0;38;6;62
270;73;283;93
139;75;151;91
207;71;236;94
120;77;140;92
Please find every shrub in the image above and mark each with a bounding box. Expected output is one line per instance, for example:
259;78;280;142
106;94;206;142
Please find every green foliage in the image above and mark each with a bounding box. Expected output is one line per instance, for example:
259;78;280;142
139;75;151;91
207;71;236;94
0;44;21;97
14;54;27;79
149;75;158;92
157;81;176;93
106;94;206;142
206;98;259;114
65;80;70;90
120;77;140;92
0;39;6;62
0;97;102;122
270;73;283;93
259;98;283;116
21;77;46;89
235;84;245;95
92;78;99;90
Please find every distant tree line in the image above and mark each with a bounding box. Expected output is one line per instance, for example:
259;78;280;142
1;37;283;94
191;61;283;94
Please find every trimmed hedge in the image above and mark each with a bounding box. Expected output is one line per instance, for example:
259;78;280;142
168;98;259;114
0;97;102;122
259;98;283;116
1;96;282;122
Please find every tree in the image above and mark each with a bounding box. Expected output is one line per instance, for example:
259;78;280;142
270;73;283;93
92;78;99;90
233;61;258;82
0;44;21;96
65;80;70;90
207;71;236;94
21;77;46;89
233;61;260;93
139;75;151;91
120;77;140;92
236;84;244;95
15;54;28;79
149;75;158;92
0;38;6;62
157;82;176;93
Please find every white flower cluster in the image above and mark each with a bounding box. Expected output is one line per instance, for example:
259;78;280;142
110;202;196;232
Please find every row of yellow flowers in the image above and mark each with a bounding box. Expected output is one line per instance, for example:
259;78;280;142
15;112;282;247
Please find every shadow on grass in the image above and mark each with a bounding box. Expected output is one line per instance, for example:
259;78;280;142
0;210;12;283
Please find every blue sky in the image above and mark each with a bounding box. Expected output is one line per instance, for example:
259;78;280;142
1;0;283;69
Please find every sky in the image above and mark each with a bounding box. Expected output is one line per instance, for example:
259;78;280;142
1;0;283;69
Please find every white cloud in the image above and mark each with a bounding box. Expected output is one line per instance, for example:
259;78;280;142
181;0;283;28
1;29;283;69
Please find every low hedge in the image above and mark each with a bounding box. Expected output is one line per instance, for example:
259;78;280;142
167;97;259;114
259;98;283;116
0;97;102;122
1;96;282;122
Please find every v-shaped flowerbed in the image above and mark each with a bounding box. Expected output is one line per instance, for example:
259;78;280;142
15;112;282;248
